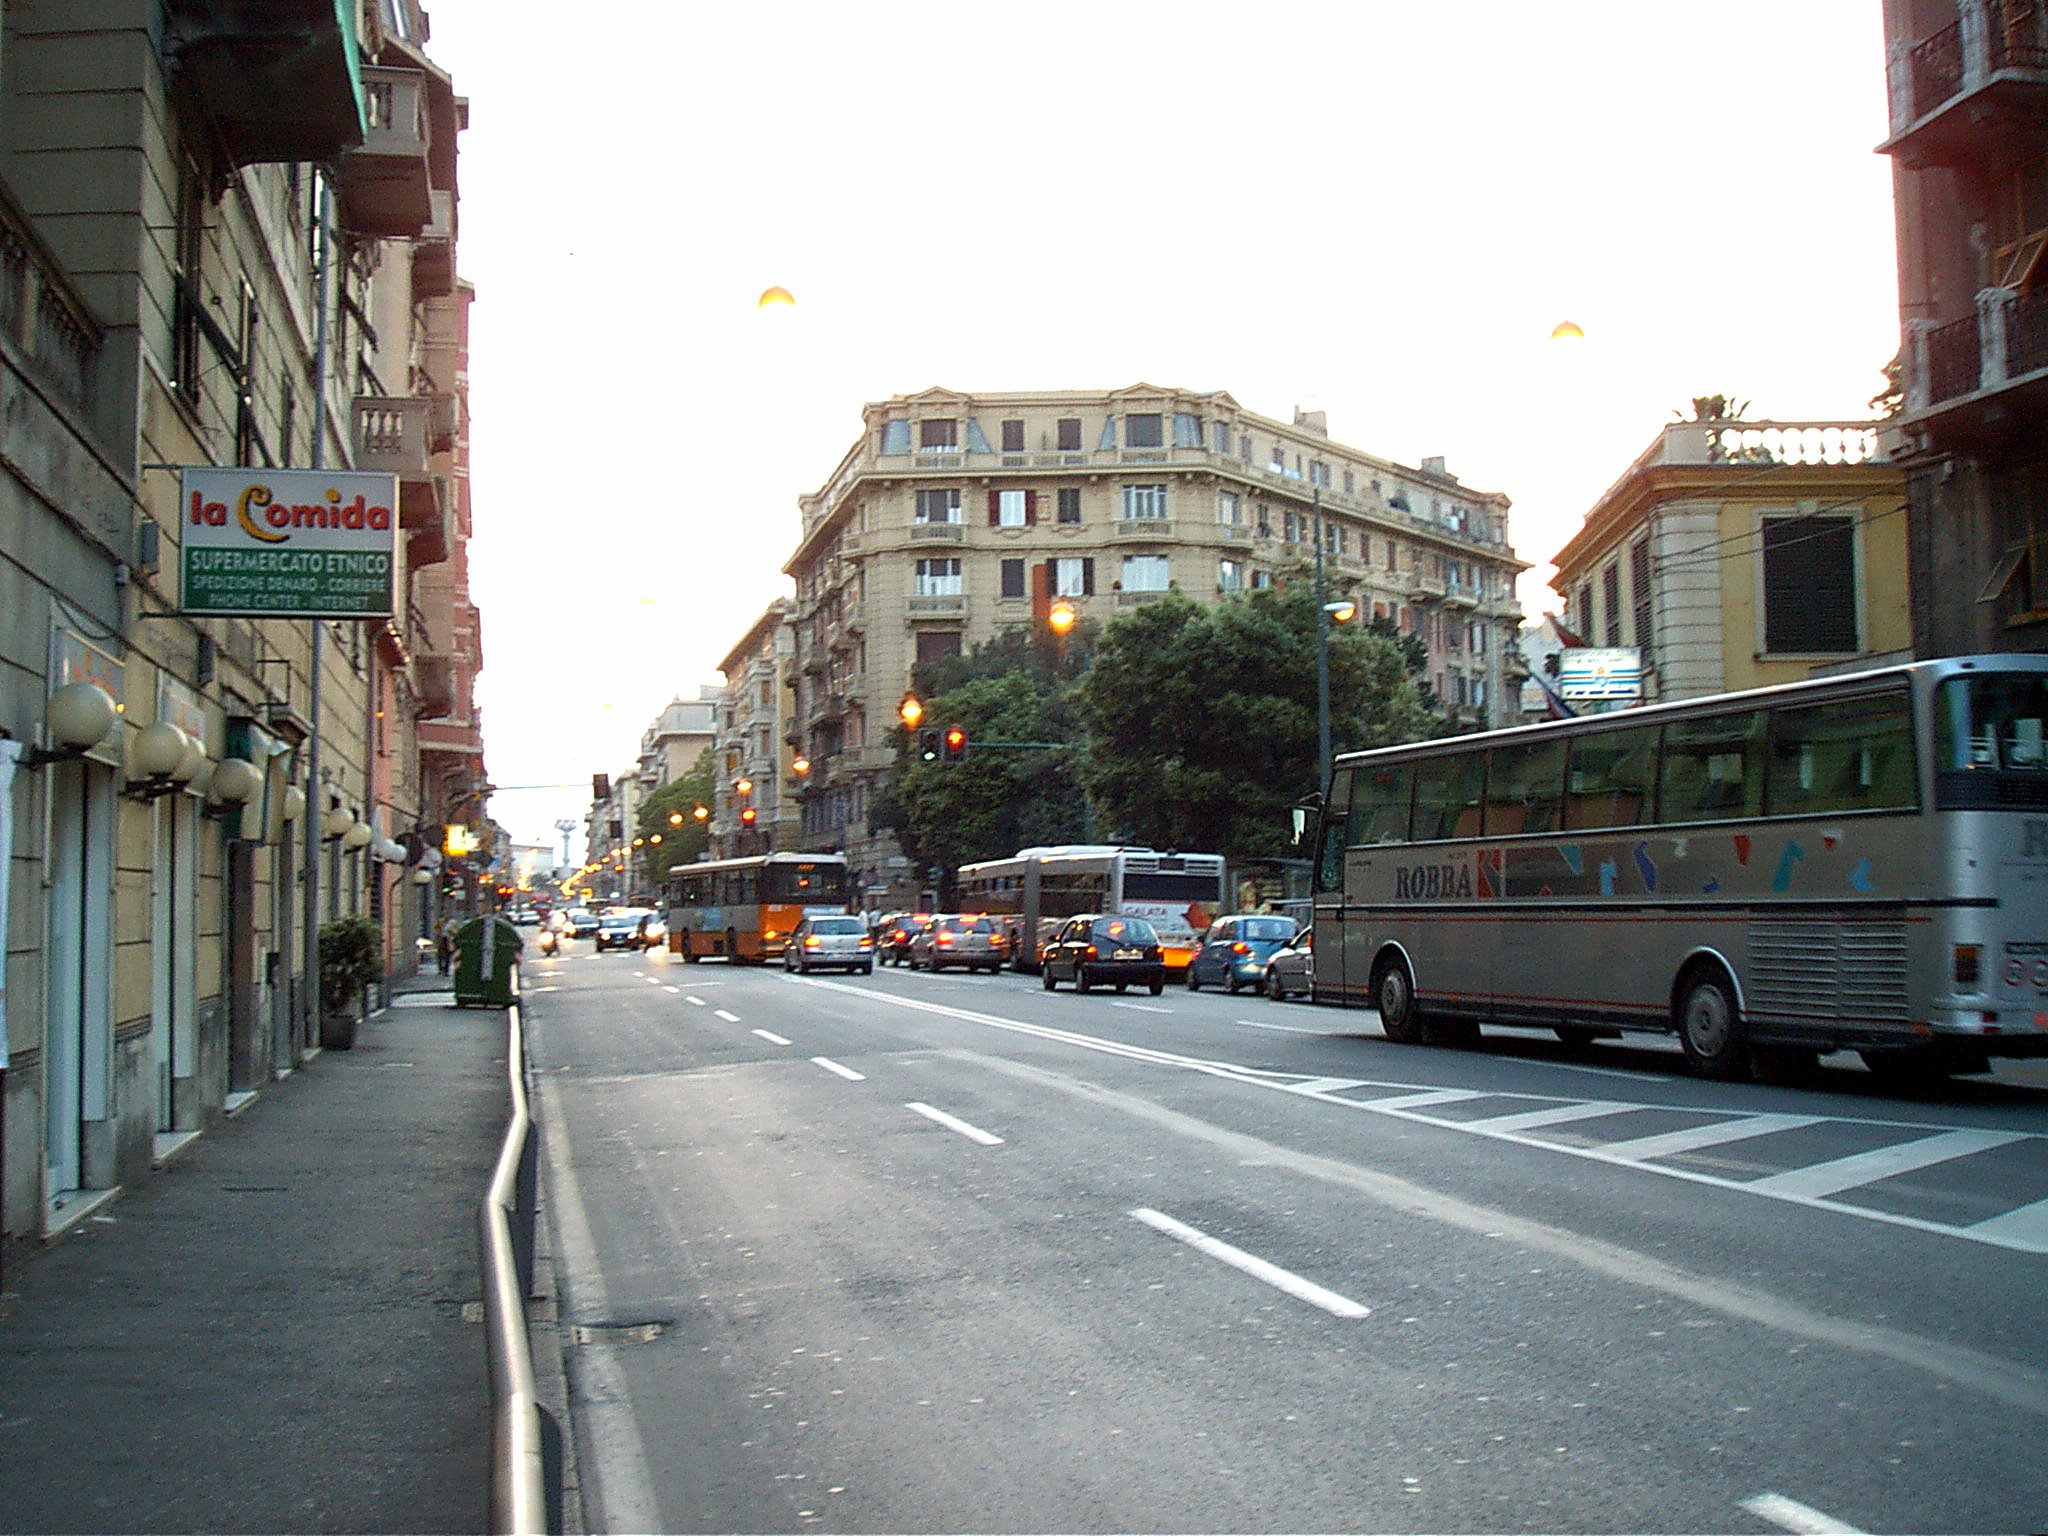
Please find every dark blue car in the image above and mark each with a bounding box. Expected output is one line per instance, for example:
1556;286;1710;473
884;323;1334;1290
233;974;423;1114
1185;913;1300;994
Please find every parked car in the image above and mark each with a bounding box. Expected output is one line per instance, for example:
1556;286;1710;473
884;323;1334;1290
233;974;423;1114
596;908;653;952
565;908;600;939
873;912;930;967
1263;928;1314;1001
908;913;1009;973
785;914;874;974
1040;913;1165;995
1187;913;1301;994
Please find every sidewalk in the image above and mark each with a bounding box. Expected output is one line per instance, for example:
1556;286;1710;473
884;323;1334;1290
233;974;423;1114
0;975;509;1534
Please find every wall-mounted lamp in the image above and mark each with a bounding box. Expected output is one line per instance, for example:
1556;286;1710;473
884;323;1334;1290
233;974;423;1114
280;785;306;823
323;803;354;840
204;756;262;814
125;720;190;800
411;866;433;886
7;681;118;770
343;820;374;852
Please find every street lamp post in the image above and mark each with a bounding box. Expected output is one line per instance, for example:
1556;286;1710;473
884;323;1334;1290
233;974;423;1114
1314;485;1332;797
1312;485;1358;797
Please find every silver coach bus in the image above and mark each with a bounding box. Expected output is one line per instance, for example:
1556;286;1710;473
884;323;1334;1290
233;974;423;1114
957;845;1228;972
1309;654;2048;1081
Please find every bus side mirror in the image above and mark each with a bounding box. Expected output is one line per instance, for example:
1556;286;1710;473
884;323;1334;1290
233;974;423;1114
1291;806;1308;845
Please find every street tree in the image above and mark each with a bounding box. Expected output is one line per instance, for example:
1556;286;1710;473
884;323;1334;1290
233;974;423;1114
636;748;715;880
873;662;1086;902
1075;584;1434;865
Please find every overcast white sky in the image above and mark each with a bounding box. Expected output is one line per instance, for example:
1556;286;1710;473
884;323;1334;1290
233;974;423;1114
422;2;1903;855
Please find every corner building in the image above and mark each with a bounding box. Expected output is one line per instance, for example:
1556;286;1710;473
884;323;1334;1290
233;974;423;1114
782;385;1526;910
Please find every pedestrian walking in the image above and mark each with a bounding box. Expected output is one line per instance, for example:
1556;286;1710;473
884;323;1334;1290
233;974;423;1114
435;915;456;975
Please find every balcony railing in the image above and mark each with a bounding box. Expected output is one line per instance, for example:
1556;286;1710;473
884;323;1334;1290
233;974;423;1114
412;191;456;299
910;522;964;542
1907;286;2048;417
1887;0;2048;150
1910;19;1965;113
0;183;100;407
1926;312;1983;404
907;594;966;618
2012;285;2048;377
337;66;433;237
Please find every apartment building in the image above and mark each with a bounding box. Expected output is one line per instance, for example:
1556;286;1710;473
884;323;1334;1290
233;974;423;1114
1550;420;1909;703
713;603;796;856
780;384;1525;907
639;688;720;790
0;1;483;1249
1878;0;2048;652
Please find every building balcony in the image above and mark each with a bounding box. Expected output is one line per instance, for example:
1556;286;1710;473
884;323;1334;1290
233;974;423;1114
404;477;451;568
907;594;967;619
166;0;365;169
1115;589;1171;607
1407;571;1447;602
414;654;457;721
1113;517;1175;539
336;66;434;237
354;393;456;479
1442;582;1481;609
412;191;457;299
0;181;100;408
1881;0;2048;171
1903;285;2048;440
910;522;965;543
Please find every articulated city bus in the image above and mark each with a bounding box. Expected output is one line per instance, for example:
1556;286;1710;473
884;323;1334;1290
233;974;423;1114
956;845;1227;971
1310;655;2048;1081
663;852;851;963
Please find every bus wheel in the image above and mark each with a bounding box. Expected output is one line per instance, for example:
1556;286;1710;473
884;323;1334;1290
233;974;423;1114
1676;966;1748;1080
1373;955;1425;1044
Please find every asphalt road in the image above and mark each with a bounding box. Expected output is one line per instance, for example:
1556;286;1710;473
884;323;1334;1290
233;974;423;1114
523;941;2048;1535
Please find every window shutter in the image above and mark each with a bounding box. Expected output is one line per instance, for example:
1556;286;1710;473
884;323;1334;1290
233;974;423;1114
1044;558;1058;597
1082;557;1095;595
1025;490;1037;526
988;490;1000;527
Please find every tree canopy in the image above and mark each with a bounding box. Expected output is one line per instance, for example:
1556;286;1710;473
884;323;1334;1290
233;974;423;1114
1075;583;1434;864
636;748;715;880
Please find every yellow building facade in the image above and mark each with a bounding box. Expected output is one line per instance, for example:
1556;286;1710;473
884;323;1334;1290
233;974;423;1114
1550;420;1909;703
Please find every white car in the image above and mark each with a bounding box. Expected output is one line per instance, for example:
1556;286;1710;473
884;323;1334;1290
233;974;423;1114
784;915;874;975
1262;929;1314;1001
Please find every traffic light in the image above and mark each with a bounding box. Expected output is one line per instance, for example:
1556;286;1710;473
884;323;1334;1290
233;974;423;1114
943;725;968;762
740;805;757;826
918;728;940;762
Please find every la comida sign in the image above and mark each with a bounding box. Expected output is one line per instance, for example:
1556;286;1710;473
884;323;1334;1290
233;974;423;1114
179;467;398;618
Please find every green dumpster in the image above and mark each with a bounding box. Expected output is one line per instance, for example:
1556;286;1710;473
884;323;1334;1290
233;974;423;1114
452;915;522;1006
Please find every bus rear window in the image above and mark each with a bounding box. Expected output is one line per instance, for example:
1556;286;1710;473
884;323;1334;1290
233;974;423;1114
1936;672;2048;810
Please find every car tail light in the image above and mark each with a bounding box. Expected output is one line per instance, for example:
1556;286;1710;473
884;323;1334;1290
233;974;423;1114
859;936;873;948
1085;945;1099;959
937;931;954;945
1231;942;1250;955
763;928;779;941
1954;944;1982;988
805;936;821;949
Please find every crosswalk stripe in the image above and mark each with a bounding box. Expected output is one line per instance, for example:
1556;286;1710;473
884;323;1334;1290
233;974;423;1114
1592;1113;1824;1163
1747;1129;2026;1200
1969;1194;2048;1249
1475;1100;1641;1135
1366;1087;1485;1111
1284;1077;1370;1097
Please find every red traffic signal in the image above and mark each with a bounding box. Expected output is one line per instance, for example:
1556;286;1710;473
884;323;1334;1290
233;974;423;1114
942;725;968;763
740;805;757;826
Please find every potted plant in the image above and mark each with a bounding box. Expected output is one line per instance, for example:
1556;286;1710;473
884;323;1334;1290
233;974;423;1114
318;915;384;1050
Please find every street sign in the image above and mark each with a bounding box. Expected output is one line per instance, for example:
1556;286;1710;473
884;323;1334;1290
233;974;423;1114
1558;646;1643;702
178;467;398;617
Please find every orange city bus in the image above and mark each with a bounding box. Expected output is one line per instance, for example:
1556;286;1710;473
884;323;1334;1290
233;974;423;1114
664;852;851;964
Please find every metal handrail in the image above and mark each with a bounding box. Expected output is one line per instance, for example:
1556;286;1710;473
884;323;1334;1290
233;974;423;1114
480;972;547;1534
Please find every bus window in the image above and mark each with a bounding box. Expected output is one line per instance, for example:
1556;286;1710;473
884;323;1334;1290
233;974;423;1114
1411;752;1483;842
1660;709;1765;824
1563;725;1658;830
1768;691;1917;816
1484;737;1566;835
1347;762;1414;846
